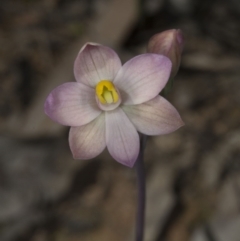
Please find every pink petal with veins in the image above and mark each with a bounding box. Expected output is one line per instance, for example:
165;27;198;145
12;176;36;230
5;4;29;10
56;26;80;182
106;108;139;167
123;95;184;135
114;54;171;105
44;82;101;126
69;113;106;159
74;43;122;87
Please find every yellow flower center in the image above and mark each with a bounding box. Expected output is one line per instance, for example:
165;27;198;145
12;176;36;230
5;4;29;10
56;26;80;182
95;80;119;104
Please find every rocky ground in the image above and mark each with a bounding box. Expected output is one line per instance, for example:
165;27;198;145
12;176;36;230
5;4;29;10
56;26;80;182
0;0;240;241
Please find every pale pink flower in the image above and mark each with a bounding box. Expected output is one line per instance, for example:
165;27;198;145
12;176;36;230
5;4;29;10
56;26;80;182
44;43;183;167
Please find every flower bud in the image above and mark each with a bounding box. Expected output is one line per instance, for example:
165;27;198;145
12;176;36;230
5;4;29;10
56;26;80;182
147;29;184;78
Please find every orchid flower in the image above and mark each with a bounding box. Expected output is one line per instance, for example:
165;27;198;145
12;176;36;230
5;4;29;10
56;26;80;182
44;43;184;167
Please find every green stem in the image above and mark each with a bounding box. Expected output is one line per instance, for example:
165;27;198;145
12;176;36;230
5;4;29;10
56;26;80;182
135;135;147;241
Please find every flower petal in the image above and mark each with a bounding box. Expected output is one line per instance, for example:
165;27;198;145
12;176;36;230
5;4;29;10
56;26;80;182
122;95;184;135
74;43;122;87
106;108;139;167
114;54;172;105
69;113;106;159
44;82;101;126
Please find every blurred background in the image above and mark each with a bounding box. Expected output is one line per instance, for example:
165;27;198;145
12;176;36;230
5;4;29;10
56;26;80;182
0;0;240;240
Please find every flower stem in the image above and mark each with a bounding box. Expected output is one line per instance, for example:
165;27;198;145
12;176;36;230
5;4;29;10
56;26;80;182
135;135;147;241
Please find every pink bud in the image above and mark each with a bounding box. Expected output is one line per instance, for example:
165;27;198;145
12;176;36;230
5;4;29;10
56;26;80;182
147;29;184;78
